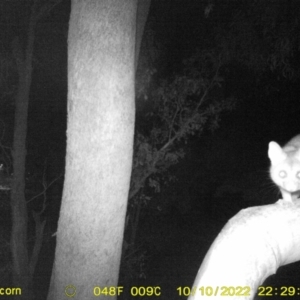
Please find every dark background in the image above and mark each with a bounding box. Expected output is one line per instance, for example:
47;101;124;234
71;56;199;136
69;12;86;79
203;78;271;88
1;0;300;299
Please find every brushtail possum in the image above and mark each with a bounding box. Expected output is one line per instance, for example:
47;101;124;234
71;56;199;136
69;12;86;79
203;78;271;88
268;135;300;202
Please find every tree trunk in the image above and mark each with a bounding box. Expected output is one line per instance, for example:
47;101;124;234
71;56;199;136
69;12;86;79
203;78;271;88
188;202;300;300
135;0;151;70
11;2;62;298
10;4;37;297
47;1;137;299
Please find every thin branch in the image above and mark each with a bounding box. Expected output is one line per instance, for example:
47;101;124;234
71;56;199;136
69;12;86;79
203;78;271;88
168;99;180;141
27;173;63;204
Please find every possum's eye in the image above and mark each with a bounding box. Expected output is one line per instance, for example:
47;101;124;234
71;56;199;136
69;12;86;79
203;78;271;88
279;170;287;178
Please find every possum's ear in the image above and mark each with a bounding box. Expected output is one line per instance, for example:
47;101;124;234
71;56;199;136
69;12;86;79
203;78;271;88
268;141;287;166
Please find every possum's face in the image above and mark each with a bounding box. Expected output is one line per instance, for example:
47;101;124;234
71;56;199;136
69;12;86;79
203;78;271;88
269;141;300;193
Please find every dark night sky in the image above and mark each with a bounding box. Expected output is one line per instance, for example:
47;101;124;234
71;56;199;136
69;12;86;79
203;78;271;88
1;0;300;298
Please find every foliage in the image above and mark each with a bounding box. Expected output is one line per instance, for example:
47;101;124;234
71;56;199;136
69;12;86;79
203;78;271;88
131;49;235;202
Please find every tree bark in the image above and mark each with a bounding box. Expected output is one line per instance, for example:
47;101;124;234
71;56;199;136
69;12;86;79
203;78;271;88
47;1;137;299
